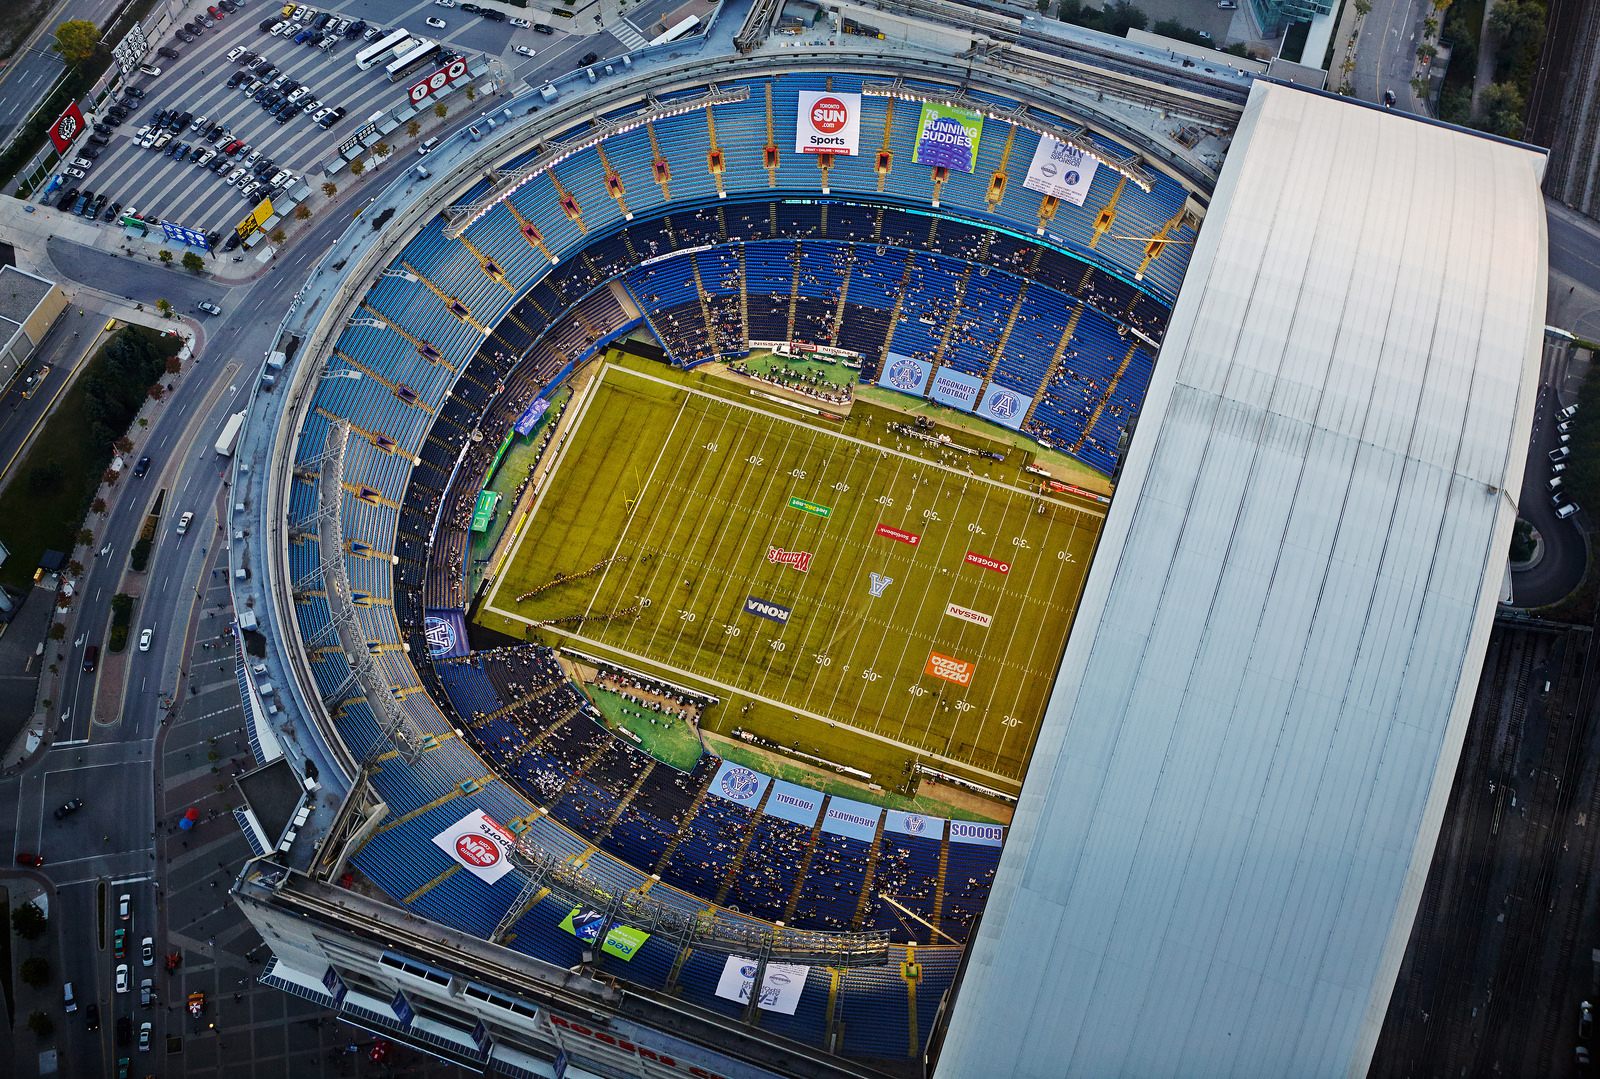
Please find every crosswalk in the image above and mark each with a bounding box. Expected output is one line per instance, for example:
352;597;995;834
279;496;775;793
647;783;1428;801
612;19;651;49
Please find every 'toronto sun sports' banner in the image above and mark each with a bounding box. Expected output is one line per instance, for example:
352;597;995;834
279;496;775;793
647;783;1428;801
1021;134;1101;206
795;90;860;155
913;101;984;173
431;809;516;884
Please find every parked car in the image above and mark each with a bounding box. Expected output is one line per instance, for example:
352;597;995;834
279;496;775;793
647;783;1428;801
15;851;44;866
139;1022;151;1052
425;16;446;28
119;892;131;920
115;965;130;993
514;45;535;56
534;22;554;33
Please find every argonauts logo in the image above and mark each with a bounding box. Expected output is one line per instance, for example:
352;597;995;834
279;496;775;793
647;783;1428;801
985;389;1021;419
904;814;927;834
887;355;924;392
721;767;761;801
423;615;458;657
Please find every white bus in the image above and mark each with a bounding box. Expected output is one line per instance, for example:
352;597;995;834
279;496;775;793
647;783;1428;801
356;28;411;70
385;38;439;83
649;14;700;45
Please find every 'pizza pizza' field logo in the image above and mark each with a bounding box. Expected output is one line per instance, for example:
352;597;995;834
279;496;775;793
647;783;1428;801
925;650;976;686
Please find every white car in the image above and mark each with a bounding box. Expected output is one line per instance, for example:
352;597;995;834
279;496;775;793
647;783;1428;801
72;156;95;168
116;964;130;993
514;45;535;57
119;893;131;920
226;46;244;60
176;510;195;534
138;628;152;652
1557;502;1580;519
243;149;261;168
139;1021;151;1052
137;63;161;76
64;167;87;179
310;106;332;125
141;937;154;966
269;20;288;34
509;16;531;27
435;0;455;5
425;16;447;28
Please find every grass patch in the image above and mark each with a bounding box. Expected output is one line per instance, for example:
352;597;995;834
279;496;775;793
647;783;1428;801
587;685;704;770
0;325;180;589
108;593;135;652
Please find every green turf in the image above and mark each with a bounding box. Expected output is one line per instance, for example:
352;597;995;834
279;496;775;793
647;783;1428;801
482;357;1103;792
586;684;705;771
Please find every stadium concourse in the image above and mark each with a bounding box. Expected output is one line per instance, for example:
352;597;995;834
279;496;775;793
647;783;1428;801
219;2;1546;1077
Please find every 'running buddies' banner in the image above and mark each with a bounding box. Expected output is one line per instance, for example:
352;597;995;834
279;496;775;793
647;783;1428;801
913;102;984;173
707;760;772;808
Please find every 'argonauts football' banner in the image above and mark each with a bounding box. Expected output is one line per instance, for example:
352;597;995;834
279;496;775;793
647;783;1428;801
431;809;516;884
877;352;931;397
423;608;470;659
927;367;983;411
795;90;861;155
764;779;823;827
913;101;984;173
821;795;882;842
706;760;771;808
714;956;811;1015
978;382;1031;430
884;810;944;839
1021;134;1101;206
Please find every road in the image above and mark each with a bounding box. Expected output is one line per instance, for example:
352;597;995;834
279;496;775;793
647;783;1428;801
1350;0;1431;110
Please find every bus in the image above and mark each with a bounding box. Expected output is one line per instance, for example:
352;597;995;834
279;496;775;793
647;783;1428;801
649;14;700;45
356;28;410;70
385;38;440;83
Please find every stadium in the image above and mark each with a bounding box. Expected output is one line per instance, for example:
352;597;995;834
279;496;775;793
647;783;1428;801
222;0;1548;1076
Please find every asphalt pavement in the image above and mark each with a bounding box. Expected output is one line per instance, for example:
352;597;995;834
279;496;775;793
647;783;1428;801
1350;0;1431;109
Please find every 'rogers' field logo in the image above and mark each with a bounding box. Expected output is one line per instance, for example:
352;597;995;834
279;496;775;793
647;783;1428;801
964;550;1011;574
767;546;813;572
454;833;501;868
810;96;849;133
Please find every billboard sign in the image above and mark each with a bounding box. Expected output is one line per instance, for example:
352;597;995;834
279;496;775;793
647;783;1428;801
423;608;470;658
409;56;471;105
235;198;275;240
1022;134;1101;206
431;809;516;883
112;22;150;75
559;908;651;961
714;956;810;1015
913;101;984;173
820;795;881;842
949;820;1006;847
159;220;210;250
48;103;86;153
763;779;823;827
512;396;549;435
978;383;1030;430
927;367;983;411
391;988;416;1028
706;761;770;808
794;89;860;155
877;352;931;397
884;809;943;838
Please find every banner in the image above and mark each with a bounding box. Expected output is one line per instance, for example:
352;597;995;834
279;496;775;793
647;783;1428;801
714;957;810;1015
512;397;549;436
874;523;921;546
743;595;791;624
49;102;86;153
925;649;976;686
423;608;470;658
794;90;860;156
978;383;1030;430
820;795;881;842
235;198;275;240
949;820;1005;847
764;779;823;827
706;760;770;808
927;367;983;411
559;907;651;961
160;220;210;250
1021;134;1101;207
884;810;944;840
877;352;931;397
470;490;500;533
391;988;416;1029
913;101;984;173
409;57;471;105
431;809;516;884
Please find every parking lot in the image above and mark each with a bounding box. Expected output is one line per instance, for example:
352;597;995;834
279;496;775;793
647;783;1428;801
39;0;579;241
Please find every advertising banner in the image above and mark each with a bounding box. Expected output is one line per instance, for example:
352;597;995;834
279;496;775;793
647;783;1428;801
743;595;791;624
786;496;831;519
964;549;1011;574
927;367;983;411
559;908;652;961
409;56;471;105
949;820;1006;847
512;396;549;436
766;546;812;573
977;382;1031;430
48;102;86;153
714;957;811;1015
321;964;349;1005
794;90;861;155
763;779;823;827
877;352;931;397
706;760;771;808
883;809;944;840
944;602;993;628
470;490;500;533
925;650;976;686
1022;134;1101;206
112;23;150;75
820;795;882;842
874;523;921;546
913;101;984;173
423;608;470;659
431;809;516;884
392;988;416;1029
160;220;210;249
235;198;275;240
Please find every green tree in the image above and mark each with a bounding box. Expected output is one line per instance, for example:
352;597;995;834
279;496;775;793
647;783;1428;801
465;85;476;102
158;249;173;264
53;19;99;65
373;141;391;159
27;1012;53;1039
434;101;448;119
181;251;205;273
1354;0;1372;13
1479;81;1526;137
49;622;66;641
1488;0;1543;47
156;299;173;317
407;119;421;139
20;957;50;988
321;181;337;197
12;901;46;939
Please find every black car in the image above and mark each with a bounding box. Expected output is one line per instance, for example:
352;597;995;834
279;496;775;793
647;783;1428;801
116;1017;131;1046
223;232;242;251
533;21;554;34
90;193;107;215
88;132;111;146
56;187;77;210
462;2;482;11
345;19;365;37
80;146;100;160
227;71;245;87
175;29;194;42
258;17;274;31
101;204;116;221
178;110;193;127
481;8;504;20
92;121;111;134
219;0;237;11
581;51;599;65
54;798;85;819
210;158;230;173
126;86;145;98
157;45;180;59
184;20;202;34
85;1003;100;1032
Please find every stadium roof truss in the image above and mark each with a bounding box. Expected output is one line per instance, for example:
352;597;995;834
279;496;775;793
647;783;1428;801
443;85;752;240
859;77;1155;191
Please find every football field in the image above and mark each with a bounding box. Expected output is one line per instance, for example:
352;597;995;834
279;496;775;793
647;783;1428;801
482;359;1104;788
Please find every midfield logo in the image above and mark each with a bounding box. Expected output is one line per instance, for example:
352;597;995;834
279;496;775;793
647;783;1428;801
767;547;813;572
868;572;894;597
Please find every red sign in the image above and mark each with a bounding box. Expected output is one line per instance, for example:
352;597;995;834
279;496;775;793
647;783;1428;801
964;550;1011;574
925;650;976;686
767;546;812;572
875;523;921;546
49;102;86;154
408;57;471;105
810;96;849;133
454;833;501;867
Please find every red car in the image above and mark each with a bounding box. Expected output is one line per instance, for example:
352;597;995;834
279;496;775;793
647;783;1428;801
208;5;224;18
16;852;44;866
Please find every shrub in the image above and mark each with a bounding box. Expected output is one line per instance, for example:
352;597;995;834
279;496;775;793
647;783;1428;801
20;957;50;988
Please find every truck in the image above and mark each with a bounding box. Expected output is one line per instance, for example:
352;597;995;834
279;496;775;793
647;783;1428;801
214;410;247;456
